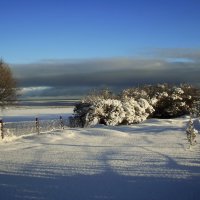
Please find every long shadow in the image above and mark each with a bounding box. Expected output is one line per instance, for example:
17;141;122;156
110;125;185;134
1;144;200;200
140;146;200;173
0;170;200;200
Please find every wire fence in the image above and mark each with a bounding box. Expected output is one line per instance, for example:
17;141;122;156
0;116;68;139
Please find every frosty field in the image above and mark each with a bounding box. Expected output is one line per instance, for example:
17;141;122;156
0;107;200;200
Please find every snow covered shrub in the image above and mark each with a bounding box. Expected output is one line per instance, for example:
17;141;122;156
87;99;125;126
141;84;200;118
70;84;200;127
152;85;186;118
70;96;154;127
121;84;200;118
70;99;125;127
122;97;154;124
69;89;117;127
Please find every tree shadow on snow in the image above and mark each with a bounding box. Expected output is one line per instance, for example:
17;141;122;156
0;148;200;200
0;169;200;200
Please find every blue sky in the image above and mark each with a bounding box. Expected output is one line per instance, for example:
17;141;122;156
1;0;200;63
1;0;200;98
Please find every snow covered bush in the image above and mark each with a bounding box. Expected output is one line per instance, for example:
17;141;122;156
69;89;117;127
140;84;200;118
122;97;154;124
152;85;187;118
70;89;154;127
70;84;200;127
86;99;125;126
70;99;125;127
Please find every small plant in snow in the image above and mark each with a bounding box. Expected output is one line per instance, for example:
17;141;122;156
186;118;198;148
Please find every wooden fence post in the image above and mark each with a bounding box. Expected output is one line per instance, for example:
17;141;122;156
0;119;4;139
35;117;40;134
60;116;64;129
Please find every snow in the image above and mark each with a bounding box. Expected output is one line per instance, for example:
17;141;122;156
0;107;74;122
1;107;73;117
0;107;200;200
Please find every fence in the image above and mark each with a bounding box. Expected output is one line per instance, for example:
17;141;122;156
0;116;67;139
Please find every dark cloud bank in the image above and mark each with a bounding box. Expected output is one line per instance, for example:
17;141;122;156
10;49;200;98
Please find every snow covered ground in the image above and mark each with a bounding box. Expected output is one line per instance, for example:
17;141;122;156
0;107;200;200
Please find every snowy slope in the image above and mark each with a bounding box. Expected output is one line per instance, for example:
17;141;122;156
0;109;200;200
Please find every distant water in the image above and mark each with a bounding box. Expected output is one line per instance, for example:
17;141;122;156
17;99;80;107
0;99;78;122
2;114;72;123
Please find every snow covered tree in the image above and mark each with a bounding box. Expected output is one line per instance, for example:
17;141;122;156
0;60;17;108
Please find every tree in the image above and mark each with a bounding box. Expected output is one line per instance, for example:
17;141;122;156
0;60;17;108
